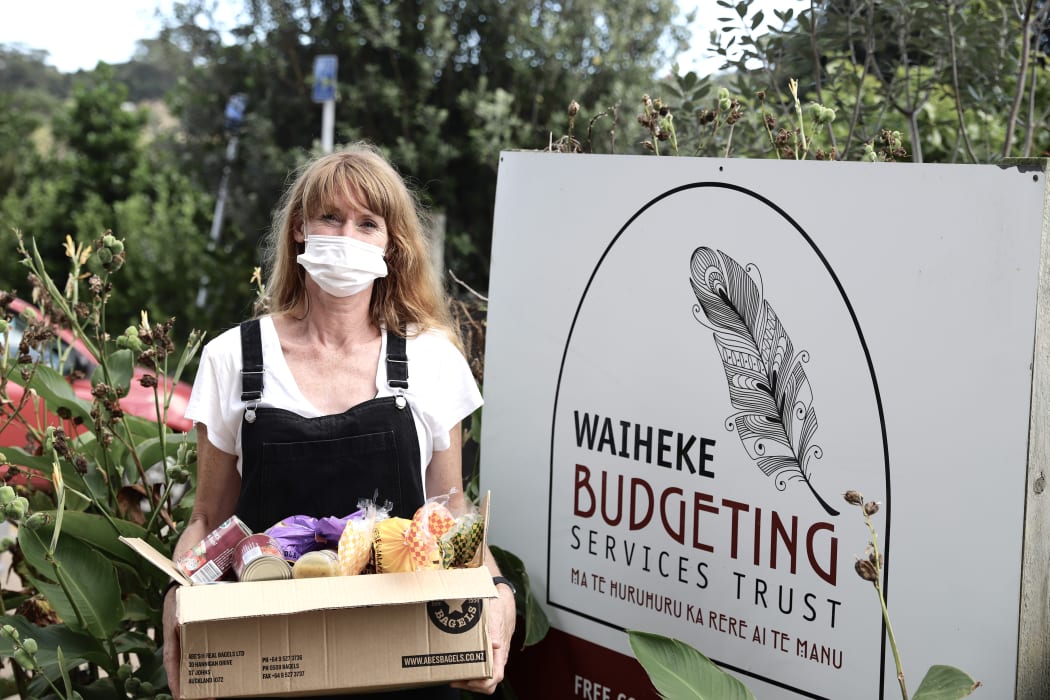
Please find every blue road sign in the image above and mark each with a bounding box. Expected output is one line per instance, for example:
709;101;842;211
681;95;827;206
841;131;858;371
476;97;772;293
312;55;338;103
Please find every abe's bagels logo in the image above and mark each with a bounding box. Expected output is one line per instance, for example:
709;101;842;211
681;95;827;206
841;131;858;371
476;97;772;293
427;598;483;634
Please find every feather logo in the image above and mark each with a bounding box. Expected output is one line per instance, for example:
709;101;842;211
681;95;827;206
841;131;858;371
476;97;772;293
689;246;839;517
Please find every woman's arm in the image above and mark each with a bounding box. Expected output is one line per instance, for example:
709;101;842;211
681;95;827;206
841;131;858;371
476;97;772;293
163;424;241;699
428;424;517;696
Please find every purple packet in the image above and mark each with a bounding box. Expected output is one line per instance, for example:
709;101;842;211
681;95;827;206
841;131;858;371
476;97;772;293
265;510;362;561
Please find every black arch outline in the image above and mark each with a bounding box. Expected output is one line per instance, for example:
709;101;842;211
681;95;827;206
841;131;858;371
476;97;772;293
546;182;892;700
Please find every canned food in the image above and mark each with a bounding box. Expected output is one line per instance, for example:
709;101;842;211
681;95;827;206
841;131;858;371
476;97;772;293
292;549;340;579
175;516;252;584
233;534;291;581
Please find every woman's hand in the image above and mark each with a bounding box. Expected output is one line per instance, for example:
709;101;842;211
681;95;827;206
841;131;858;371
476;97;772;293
451;579;517;695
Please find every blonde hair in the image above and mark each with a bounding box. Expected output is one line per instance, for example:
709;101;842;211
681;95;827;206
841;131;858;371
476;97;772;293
258;143;457;344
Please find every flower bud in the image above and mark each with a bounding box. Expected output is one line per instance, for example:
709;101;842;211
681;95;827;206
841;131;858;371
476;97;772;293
854;558;878;582
863;501;880;516
568;100;580;117
21;637;37;654
2;624;19;640
125;676;142;693
117;663;133;681
13;649;35;670
23;512;52;531
0;486;16;505
843;490;863;506
96;248;113;265
4;500;26;521
140;681;155;695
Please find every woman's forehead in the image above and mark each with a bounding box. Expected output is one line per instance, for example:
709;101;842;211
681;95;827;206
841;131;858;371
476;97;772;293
307;181;382;217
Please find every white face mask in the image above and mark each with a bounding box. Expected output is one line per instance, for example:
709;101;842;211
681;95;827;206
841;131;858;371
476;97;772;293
297;235;388;297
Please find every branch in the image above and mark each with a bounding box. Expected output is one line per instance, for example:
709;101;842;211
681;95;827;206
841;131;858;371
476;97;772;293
1002;0;1037;159
945;2;978;163
448;270;488;303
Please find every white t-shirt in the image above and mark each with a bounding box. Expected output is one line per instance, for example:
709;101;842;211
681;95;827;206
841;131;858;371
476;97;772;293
185;317;483;488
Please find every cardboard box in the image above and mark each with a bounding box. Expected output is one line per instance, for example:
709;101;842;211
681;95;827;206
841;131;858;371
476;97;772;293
122;496;497;698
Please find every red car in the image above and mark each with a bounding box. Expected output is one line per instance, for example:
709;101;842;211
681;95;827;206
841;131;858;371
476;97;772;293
1;297;194;471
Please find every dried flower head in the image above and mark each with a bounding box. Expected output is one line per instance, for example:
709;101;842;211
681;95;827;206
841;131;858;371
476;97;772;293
855;558;878;582
844;490;864;506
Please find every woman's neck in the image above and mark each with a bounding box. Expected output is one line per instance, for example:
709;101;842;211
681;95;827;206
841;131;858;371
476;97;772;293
284;290;380;347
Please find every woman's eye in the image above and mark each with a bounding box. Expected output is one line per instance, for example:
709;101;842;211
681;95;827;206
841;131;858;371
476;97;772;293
320;213;340;223
360;219;379;229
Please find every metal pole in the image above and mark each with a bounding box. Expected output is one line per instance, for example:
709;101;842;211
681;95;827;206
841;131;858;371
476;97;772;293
197;134;240;308
322;99;335;154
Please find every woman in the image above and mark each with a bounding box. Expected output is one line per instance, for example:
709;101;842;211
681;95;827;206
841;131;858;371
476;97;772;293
162;143;515;698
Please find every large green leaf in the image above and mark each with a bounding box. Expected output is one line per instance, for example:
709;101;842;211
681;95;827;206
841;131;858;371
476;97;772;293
0;615;110;671
913;665;981;700
0;446;54;474
18;526;124;637
55;510;163;571
489;545;549;647
94;348;134;395
18;364;93;424
627;630;756;700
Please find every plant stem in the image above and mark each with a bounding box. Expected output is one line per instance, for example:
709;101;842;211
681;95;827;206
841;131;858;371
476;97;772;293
866;512;908;700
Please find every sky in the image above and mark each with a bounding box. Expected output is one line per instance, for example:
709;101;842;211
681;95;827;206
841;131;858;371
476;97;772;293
0;0;800;75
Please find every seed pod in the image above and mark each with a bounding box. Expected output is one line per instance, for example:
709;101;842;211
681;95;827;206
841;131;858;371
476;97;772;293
23;512;52;531
0;485;16;505
843;490;863;506
21;638;37;654
863;501;880;516
855;558;878;582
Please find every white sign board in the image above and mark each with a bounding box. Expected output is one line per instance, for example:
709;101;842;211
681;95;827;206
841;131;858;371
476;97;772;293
481;152;1049;699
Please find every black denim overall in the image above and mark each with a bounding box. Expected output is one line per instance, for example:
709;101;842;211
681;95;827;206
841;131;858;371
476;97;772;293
234;319;457;699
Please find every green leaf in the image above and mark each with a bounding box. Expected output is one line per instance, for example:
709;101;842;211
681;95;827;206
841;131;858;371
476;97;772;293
627;630;755;700
18;526;124;637
913;665;981;700
58;510;165;574
132;431;196;477
489;545;550;647
0;615;110;670
19;365;93;424
95;348;134;395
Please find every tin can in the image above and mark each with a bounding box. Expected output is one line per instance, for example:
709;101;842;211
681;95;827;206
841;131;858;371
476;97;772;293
292;549;340;578
175;515;252;584
233;534;291;581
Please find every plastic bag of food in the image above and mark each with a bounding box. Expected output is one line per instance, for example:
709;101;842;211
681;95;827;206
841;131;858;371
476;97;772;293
372;517;414;573
443;507;484;567
403;492;459;570
338;498;389;576
265;513;355;562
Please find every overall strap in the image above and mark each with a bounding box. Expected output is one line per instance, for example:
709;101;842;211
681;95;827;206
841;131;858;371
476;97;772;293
239;320;265;421
386;326;409;391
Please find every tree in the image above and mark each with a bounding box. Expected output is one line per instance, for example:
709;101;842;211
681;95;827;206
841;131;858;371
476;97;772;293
155;0;690;301
0;66;215;334
661;0;1050;163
